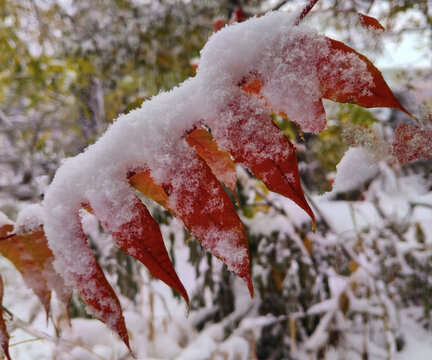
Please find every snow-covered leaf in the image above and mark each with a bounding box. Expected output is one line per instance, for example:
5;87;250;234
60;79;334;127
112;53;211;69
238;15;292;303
186;127;237;195
0;225;69;316
357;13;385;31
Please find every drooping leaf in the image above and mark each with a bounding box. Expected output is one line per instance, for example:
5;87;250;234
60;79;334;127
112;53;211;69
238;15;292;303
210;92;315;226
319;38;409;115
54;219;131;350
186;127;237;194
0;225;72;312
20;230;72;308
357;13;385;31
0;226;52;315
91;198;189;305
0;276;11;360
136;153;252;296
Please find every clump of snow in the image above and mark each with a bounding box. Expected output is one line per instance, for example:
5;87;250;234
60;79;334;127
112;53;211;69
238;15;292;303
14;204;44;234
324;147;378;198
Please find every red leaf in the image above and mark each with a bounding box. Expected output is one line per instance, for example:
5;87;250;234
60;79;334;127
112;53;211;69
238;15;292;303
393;123;432;163
229;8;244;24
0;276;11;360
319;38;409;115
210;92;315;225
186;127;237;195
213;18;227;32
130;152;251;295
91;198;189;305
358;13;385;31
57;219;130;350
148;153;252;296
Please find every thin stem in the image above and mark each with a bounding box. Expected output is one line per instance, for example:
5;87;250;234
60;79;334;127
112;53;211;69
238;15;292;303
294;0;320;25
10;338;46;348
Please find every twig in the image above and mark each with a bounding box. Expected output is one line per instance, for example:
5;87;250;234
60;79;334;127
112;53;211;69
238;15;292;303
294;0;320;25
10;337;46;348
366;0;376;14
5;308;107;360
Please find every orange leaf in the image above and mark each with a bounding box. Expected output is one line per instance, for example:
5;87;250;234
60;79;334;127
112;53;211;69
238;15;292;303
0;224;13;239
358;13;385;31
186;127;237;194
0;276;10;360
0;227;52;315
393;123;432;163
319;38;410;115
129;170;169;207
92;198;189;305
241;77;264;96
0;225;72;311
20;230;72;307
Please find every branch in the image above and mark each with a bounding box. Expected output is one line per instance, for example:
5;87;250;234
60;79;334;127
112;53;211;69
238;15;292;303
294;0;320;25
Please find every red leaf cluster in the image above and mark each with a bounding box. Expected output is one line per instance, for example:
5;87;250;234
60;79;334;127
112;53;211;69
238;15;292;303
6;11;412;351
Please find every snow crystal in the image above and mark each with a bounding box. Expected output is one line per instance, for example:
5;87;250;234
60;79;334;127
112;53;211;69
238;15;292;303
14;204;44;234
195;225;248;274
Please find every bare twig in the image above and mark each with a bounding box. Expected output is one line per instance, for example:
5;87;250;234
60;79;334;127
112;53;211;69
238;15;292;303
294;0;320;25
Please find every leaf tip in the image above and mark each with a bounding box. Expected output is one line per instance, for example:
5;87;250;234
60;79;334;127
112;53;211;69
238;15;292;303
243;273;254;299
357;13;385;32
